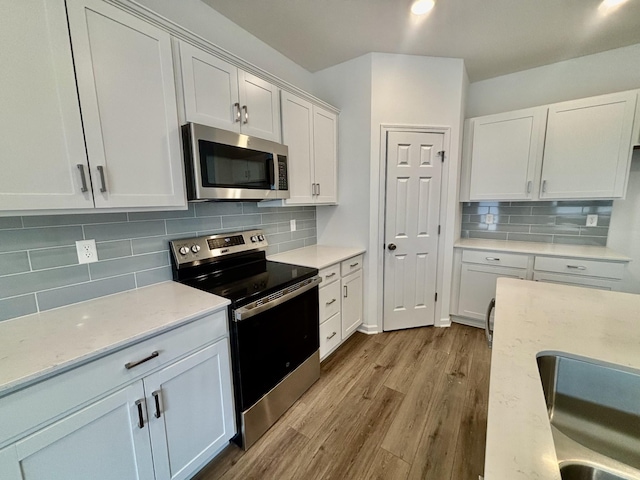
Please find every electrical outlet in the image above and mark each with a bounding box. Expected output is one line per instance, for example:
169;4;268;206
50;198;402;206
586;214;598;227
485;213;494;225
290;219;296;231
76;239;98;264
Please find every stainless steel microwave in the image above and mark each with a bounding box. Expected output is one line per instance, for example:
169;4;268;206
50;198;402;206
182;123;289;201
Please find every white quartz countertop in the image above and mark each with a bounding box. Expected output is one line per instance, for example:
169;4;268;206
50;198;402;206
485;278;640;479
455;238;631;261
0;282;229;395
269;244;366;269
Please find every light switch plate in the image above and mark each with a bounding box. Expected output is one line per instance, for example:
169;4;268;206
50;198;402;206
76;239;98;264
485;213;494;225
586;214;598;227
290;219;296;231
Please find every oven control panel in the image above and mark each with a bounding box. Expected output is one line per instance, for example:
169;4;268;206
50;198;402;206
170;229;268;266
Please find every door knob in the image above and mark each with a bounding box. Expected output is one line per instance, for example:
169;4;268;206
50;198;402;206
388;243;397;251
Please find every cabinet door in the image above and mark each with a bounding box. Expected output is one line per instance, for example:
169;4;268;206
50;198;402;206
469;107;546;201
238;71;281;142
313;106;338;204
178;41;240;132
146;339;235;480
7;382;154;480
541;91;637;199
0;0;92;211
341;269;363;339
458;264;526;321
67;0;185;209
281;91;314;203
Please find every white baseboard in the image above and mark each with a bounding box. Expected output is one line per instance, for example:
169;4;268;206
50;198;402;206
435;316;452;328
450;314;484;329
357;323;379;335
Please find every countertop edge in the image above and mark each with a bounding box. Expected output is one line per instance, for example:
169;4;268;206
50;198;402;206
269;245;367;269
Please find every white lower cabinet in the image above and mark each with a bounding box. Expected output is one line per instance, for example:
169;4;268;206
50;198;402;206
454;248;627;325
0;314;234;480
318;254;363;361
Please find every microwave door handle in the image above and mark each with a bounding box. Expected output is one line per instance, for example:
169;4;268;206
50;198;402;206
267;156;275;188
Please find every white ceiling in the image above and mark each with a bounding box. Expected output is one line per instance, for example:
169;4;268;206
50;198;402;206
202;0;640;82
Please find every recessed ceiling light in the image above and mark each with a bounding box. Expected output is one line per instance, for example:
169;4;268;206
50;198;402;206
411;0;435;15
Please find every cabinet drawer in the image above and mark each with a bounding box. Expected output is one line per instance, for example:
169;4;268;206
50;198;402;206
319;281;341;323
534;256;625;280
461;249;529;269
341;254;363;277
319;264;340;286
0;310;228;447
320;313;341;360
533;272;620;291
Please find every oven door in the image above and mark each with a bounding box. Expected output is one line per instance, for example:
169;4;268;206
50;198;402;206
231;278;320;411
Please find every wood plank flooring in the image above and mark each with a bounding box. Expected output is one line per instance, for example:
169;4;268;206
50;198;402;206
194;323;491;480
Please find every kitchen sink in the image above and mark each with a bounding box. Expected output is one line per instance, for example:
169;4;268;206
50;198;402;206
560;463;630;480
537;354;640;479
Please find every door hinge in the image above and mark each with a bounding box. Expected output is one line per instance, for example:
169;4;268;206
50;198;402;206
438;150;445;163
438;225;441;235
435;292;438;302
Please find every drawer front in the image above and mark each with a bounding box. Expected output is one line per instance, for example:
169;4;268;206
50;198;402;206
461;249;529;269
534;256;625;280
341;254;364;277
319;280;341;323
320;313;341;360
533;272;620;291
0;310;228;447
319;264;340;287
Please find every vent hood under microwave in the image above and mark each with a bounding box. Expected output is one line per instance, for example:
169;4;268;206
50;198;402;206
182;123;289;201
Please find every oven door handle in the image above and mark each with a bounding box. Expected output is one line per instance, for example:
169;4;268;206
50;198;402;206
234;276;322;322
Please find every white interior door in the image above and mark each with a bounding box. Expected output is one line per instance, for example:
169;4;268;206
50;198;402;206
383;131;443;331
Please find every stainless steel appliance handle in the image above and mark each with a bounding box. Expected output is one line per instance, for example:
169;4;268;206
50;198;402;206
486;298;495;349
234;276;321;321
97;165;107;192
77;164;88;192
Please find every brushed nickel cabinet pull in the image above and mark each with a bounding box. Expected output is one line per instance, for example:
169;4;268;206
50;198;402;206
242;105;248;124
527;180;532;194
97;165;107;192
152;390;162;418
350;262;359;268
125;351;159;370
567;265;587;270
344;286;348;298
234;102;241;122
77;164;88;192
135;399;145;429
485;257;500;261
326;298;336;305
327;331;337;340
542;180;548;193
326;272;336;278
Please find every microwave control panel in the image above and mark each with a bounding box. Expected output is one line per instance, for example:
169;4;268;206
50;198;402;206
277;155;288;191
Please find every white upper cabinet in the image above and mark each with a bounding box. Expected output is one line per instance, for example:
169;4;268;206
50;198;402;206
280;91;338;205
0;0;91;211
67;0;185;209
468;107;546;201
462;90;638;202
177;41;280;142
540;91;637;199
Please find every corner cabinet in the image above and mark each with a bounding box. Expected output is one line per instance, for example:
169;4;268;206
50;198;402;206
176;40;281;142
0;312;235;480
318;254;363;360
280;91;338;205
462;90;639;201
0;0;186;212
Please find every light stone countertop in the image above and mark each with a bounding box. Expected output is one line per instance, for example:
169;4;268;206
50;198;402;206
485;278;640;479
0;282;229;396
269;244;366;269
455;238;631;262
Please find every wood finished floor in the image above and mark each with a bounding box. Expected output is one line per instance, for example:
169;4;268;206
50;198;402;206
195;323;491;480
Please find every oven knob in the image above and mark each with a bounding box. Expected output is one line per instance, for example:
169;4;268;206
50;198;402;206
250;236;258;242
258;235;265;241
178;246;189;255
191;244;201;253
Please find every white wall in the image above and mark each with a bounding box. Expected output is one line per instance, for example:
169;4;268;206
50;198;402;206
134;0;315;92
467;43;640;118
608;150;640;293
369;54;466;331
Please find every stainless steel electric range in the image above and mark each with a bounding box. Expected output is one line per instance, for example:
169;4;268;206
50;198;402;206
170;229;320;450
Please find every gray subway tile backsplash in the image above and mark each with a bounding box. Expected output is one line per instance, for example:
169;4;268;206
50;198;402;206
0;202;316;322
461;200;612;246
